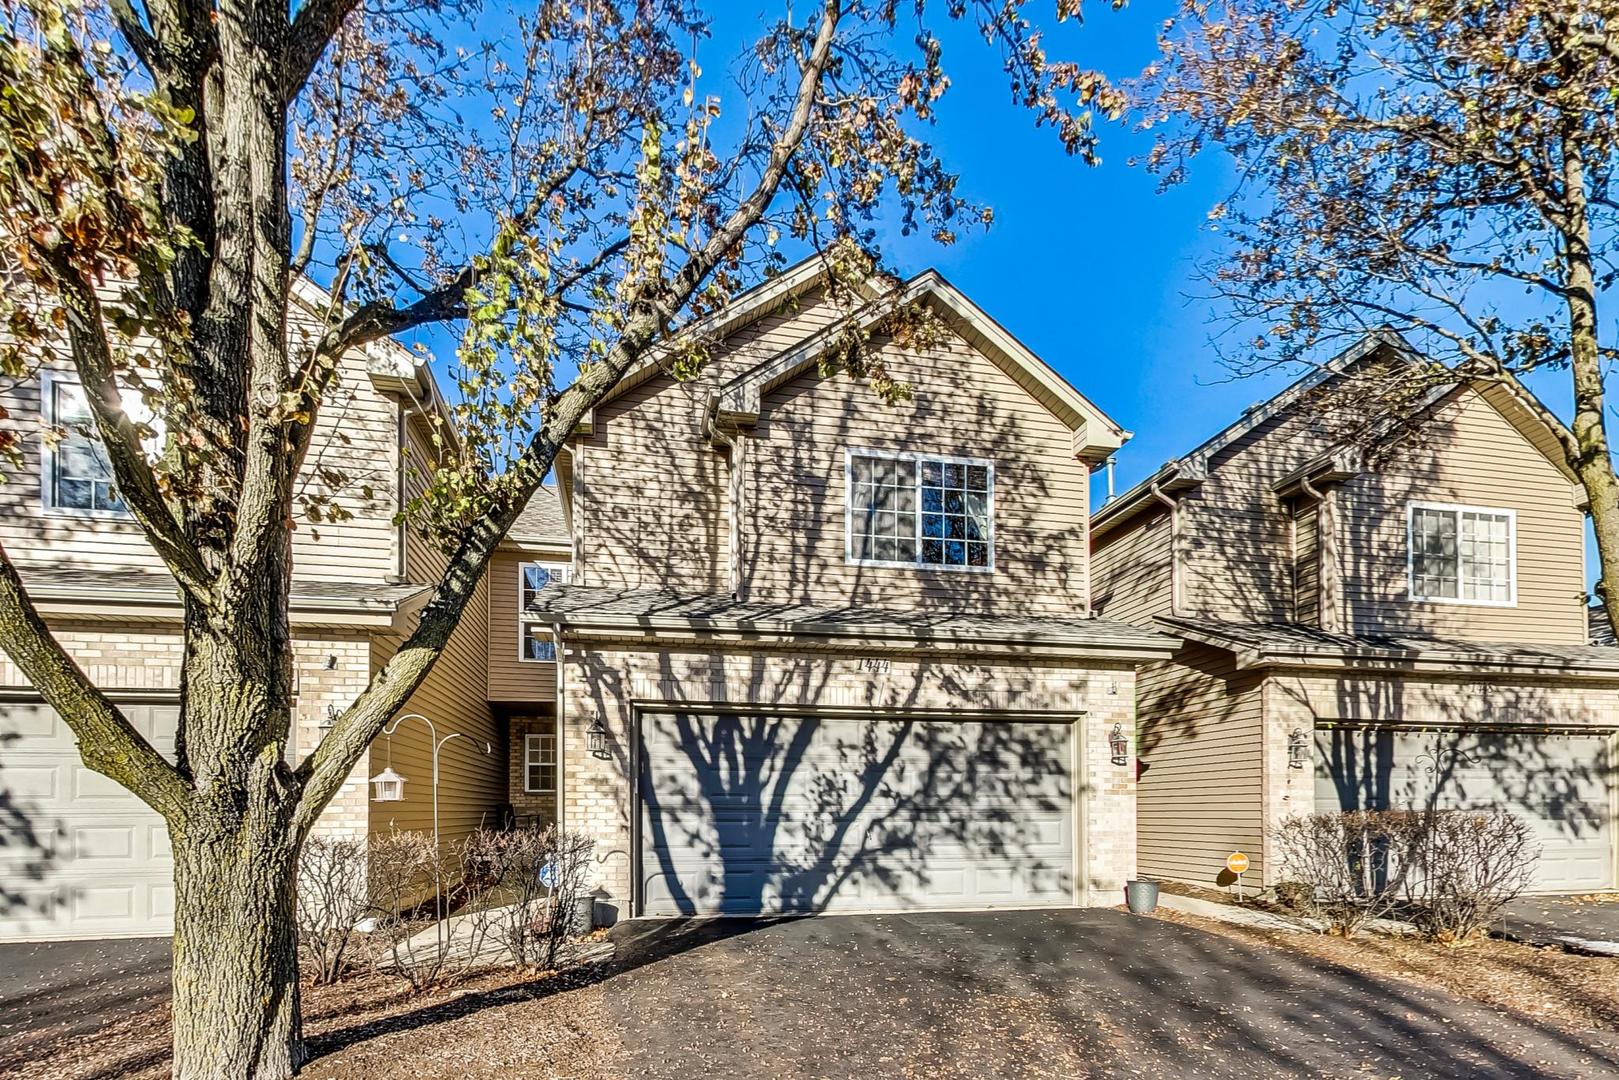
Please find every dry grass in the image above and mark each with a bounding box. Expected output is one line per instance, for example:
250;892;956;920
8;964;623;1080
1156;906;1619;1035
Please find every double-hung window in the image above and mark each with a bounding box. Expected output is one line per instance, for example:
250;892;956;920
1407;501;1515;605
518;561;571;661
846;450;993;571
524;729;557;793
42;373;125;514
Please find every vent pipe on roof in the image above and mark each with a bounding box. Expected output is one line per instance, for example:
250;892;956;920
1104;456;1116;503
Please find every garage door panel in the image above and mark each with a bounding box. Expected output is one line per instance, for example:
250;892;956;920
640;713;1077;916
1;701;178;939
1316;728;1613;893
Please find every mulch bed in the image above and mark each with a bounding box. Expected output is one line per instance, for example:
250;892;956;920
1155;905;1619;1035
6;964;623;1080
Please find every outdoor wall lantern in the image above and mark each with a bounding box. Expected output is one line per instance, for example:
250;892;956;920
587;715;612;759
1108;723;1130;767
369;766;407;802
1287;728;1310;769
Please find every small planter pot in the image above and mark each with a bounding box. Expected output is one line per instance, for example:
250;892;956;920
1125;879;1160;914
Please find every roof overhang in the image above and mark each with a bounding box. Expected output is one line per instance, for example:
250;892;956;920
1160;616;1619;681
21;576;431;632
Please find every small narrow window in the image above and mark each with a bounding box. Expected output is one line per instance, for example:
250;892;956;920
524;730;556;792
43;375;124;514
847;450;994;571
1408;502;1515;605
518;561;570;661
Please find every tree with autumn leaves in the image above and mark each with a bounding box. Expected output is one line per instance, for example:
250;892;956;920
0;0;1121;1075
1142;0;1619;632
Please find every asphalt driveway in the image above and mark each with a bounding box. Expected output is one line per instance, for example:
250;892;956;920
0;935;170;1062
603;908;1619;1079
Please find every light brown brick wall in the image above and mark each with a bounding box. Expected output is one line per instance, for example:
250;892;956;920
557;641;1138;914
509;715;559;826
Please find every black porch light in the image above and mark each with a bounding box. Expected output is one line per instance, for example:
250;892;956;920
1287;728;1310;769
1108;723;1130;767
586;714;611;759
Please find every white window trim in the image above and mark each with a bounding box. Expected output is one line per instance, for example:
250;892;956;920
40;371;129;520
843;447;995;574
518;561;570;663
523;730;557;793
1405;500;1518;608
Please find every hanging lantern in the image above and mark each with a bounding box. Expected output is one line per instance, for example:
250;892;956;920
586;715;611;759
369;767;406;802
1108;723;1130;767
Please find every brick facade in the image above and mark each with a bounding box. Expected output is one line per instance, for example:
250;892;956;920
557;641;1139;917
508;715;560;826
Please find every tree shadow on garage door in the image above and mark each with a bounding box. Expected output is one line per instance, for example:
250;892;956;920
0;730;50;918
1301;677;1616;891
638;710;1077;917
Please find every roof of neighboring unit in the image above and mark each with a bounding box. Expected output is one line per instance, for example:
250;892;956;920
17;564;430;613
527;584;1179;658
508;485;568;546
1091;330;1579;538
1160;614;1619;676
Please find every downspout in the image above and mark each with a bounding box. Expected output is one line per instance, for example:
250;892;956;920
1150;480;1185;617
1298;473;1337;632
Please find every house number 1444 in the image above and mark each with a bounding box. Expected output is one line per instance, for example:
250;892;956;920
858;657;892;674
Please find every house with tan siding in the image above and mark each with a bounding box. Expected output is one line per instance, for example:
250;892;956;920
524;257;1178;919
0;279;570;942
1091;332;1619;895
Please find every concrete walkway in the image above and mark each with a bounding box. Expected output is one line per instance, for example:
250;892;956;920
1500;895;1619;955
1154;892;1311;932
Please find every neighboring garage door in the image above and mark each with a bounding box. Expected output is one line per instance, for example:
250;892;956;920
1316;727;1614;893
638;712;1077;916
0;701;178;939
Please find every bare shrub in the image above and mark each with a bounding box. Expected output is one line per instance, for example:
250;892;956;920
462;825;596;971
1407;810;1538;944
365;828;450;990
1274;810;1426;936
296;835;369;984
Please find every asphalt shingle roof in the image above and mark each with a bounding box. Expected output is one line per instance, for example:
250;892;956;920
529;584;1178;653
1161;614;1619;671
17;564;428;609
509;485;568;545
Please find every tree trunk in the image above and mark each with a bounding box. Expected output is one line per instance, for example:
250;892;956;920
170;818;305;1079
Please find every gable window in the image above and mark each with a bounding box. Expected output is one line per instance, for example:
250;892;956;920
1407;502;1515;605
519;561;570;661
42;374;125;514
846;450;993;571
524;729;556;793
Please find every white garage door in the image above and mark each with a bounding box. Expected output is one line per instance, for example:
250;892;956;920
0;701;177;940
638;712;1077;916
1316;727;1614;893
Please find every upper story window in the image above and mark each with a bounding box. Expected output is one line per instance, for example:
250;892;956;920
1407;501;1516;606
524;729;556;792
846;449;994;571
519;561;571;662
42;374;125;515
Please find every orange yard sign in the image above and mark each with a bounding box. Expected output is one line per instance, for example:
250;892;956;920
1226;851;1250;875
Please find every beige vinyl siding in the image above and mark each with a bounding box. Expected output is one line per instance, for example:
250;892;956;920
370;416;500;851
368;576;501;854
1090;506;1172;627
486;549;559;704
576;287;850;593
741;326;1090;615
1292;502;1320;625
0;314;399;583
1340;387;1586;643
1135;642;1266;885
1176;412;1335;623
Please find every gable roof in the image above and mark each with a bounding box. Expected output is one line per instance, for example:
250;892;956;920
1092;330;1579;538
507;484;569;547
713;269;1130;463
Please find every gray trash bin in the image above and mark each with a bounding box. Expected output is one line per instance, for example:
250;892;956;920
1125;879;1160;914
